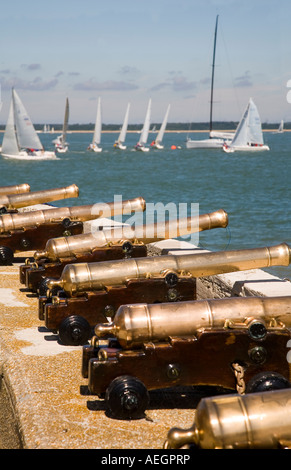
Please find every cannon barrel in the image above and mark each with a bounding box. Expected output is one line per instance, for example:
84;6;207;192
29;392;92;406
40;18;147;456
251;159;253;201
47;242;291;297
34;208;228;261
0;184;79;210
0;184;30;195
94;295;291;349
164;388;291;449
0;196;146;233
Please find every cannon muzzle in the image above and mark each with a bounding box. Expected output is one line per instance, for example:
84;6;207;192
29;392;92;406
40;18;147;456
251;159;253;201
94;295;291;349
164;388;291;449
34;208;228;261
47;242;291;297
0;184;79;210
0;184;30;195
0;196;146;233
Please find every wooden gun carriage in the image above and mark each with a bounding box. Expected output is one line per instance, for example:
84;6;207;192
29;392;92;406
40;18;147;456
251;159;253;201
82;296;291;420
0;195;145;265
39;243;290;346
20;208;228;292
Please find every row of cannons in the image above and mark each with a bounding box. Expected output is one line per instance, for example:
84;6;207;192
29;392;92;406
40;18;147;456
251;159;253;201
1;183;291;448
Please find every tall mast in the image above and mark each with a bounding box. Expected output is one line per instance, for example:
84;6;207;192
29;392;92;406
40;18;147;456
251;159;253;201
209;15;218;135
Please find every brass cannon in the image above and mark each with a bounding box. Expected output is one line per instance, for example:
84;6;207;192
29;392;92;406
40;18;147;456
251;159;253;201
164;387;291;449
0;196;145;265
0;184;79;211
0;184;30;195
83;295;291;420
21;209;228;293
41;242;291;345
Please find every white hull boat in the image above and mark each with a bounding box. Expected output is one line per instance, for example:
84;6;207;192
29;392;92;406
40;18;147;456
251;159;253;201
153;143;164;149
53;97;69;153
272;120;284;134
114;103;130;150
135;144;150;152
2;150;56;160
223;98;270;153
135;99;151;152
55;145;68;154
186;16;234;149
53;98;69;153
1;88;57;160
88;97;102;152
186;137;225;149
223;143;270;153
114;143;126;150
88;143;102;153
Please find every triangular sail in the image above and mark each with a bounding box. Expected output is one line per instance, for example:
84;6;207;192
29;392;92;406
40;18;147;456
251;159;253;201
93;97;102;144
61;98;69;144
156;104;170;145
139;99;151;145
118;103;130;144
231;98;264;148
2;99;19;155
278;120;284;133
230;102;249;147
12;89;43;150
247;99;264;144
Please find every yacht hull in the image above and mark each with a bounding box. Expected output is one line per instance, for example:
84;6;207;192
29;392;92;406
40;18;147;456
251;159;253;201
2;151;57;160
186;138;224;149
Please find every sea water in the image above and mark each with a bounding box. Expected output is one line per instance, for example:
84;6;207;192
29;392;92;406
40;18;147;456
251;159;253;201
0;130;290;280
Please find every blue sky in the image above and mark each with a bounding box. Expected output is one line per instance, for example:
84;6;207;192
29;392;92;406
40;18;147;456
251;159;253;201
1;0;291;125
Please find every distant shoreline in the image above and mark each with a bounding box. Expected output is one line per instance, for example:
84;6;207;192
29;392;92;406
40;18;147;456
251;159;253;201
0;129;287;133
39;129;291;134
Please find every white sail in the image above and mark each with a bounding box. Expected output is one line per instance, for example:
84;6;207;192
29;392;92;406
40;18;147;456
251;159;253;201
93;97;102;144
53;98;69;152
155;104;170;148
1;99;19;156
119;103;130;144
139;98;151;145
135;99;151;151
275;120;284;133
114;103;130;149
223;98;269;153
63;98;69;143
13;89;43;150
88;97;102;152
1;89;56;160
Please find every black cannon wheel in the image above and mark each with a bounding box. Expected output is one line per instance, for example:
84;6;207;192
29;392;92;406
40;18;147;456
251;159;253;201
58;315;91;346
0;246;14;266
105;375;149;420
246;371;290;393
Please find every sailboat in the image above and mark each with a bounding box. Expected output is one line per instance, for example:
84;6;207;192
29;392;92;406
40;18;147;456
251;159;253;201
88;97;102;152
223;98;270;153
135;98;151;152
1;89;56;160
113;103;130;149
273;119;284;134
151;104;170;149
186;15;234;149
53;98;69;153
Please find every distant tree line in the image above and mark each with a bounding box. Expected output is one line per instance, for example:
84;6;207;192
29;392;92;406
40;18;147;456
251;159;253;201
0;121;289;131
